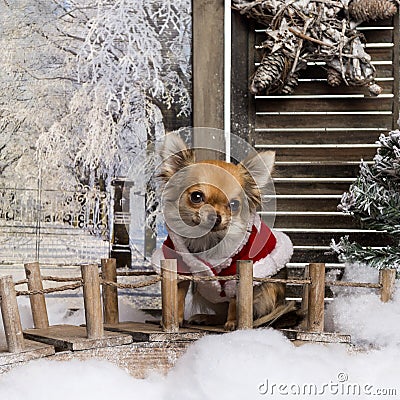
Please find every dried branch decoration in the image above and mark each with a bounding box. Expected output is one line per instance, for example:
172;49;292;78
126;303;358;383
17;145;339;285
233;0;399;96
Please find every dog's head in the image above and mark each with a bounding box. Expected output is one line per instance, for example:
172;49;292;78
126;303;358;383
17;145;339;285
159;133;275;253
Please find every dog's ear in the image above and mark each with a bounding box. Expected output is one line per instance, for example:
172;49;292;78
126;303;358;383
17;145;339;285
159;133;195;182
240;151;275;190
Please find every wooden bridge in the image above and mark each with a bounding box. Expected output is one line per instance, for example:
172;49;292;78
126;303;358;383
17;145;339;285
0;258;396;377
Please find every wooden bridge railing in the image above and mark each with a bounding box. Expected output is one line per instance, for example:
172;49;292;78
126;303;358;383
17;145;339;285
0;258;397;355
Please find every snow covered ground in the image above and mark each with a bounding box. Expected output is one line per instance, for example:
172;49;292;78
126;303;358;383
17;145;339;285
1;264;399;400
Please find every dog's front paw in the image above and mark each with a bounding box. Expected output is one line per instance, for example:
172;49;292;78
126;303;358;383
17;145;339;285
224;320;237;331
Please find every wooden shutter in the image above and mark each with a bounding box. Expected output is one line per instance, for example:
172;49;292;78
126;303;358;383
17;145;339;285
232;14;400;285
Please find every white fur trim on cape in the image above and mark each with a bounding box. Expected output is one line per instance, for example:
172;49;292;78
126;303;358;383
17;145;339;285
252;230;293;285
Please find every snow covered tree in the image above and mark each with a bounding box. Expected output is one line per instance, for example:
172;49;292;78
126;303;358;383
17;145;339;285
0;0;84;186
37;0;192;186
332;131;400;272
0;0;191;187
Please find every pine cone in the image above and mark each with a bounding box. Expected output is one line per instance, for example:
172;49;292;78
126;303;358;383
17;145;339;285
327;68;342;87
349;0;398;22
250;51;286;94
368;83;383;96
281;73;299;94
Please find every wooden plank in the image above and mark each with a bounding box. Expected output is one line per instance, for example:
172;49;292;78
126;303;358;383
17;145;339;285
256;98;393;113
281;329;351;344
273;214;360;229
104;321;205;342
0;340;55;367
379;269;397;302
281;231;394;247
81;264;103;340
193;0;224;158
275;198;341;212
23;325;132;351
290;249;340;264
237;260;253;330
161;259;179;333
43;340;192;379
272;148;378;162
256;113;391;129
307;263;325;332
273;163;361;178
101;258;119;325
25;262;49;329
231;12;255;140
274;181;352;195
0;276;25;353
258;129;385;145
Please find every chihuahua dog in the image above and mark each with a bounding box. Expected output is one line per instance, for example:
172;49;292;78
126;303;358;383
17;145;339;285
153;133;293;330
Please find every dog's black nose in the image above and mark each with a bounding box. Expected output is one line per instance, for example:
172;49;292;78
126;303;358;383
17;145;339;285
207;213;221;227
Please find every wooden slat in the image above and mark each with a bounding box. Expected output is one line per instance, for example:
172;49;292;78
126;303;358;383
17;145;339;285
231;12;256;139
0;340;55;367
290;249;341;264
273;164;360;177
271;147;378;162
256;98;393;113
23;325;132;352
256;130;386;145
193;0;224;130
272;214;360;229
256;113;391;128
274;181;352;195
274;198;340;212
104;321;204;342
281;231;395;247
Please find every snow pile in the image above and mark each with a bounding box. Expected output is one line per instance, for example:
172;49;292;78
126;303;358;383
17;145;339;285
326;263;400;347
1;263;400;399
0;359;163;400
1;329;400;400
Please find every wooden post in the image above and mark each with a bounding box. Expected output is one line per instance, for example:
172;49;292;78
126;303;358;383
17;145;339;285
81;264;104;339
299;264;310;330
307;263;326;333
101;258;119;324
24;262;49;329
237;260;253;330
161;259;179;333
0;276;25;353
380;268;397;303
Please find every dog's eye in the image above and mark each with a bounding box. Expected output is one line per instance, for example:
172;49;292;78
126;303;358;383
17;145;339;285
190;191;204;204
230;199;240;211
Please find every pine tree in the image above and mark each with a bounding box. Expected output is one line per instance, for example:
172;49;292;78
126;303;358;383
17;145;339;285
332;131;400;272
